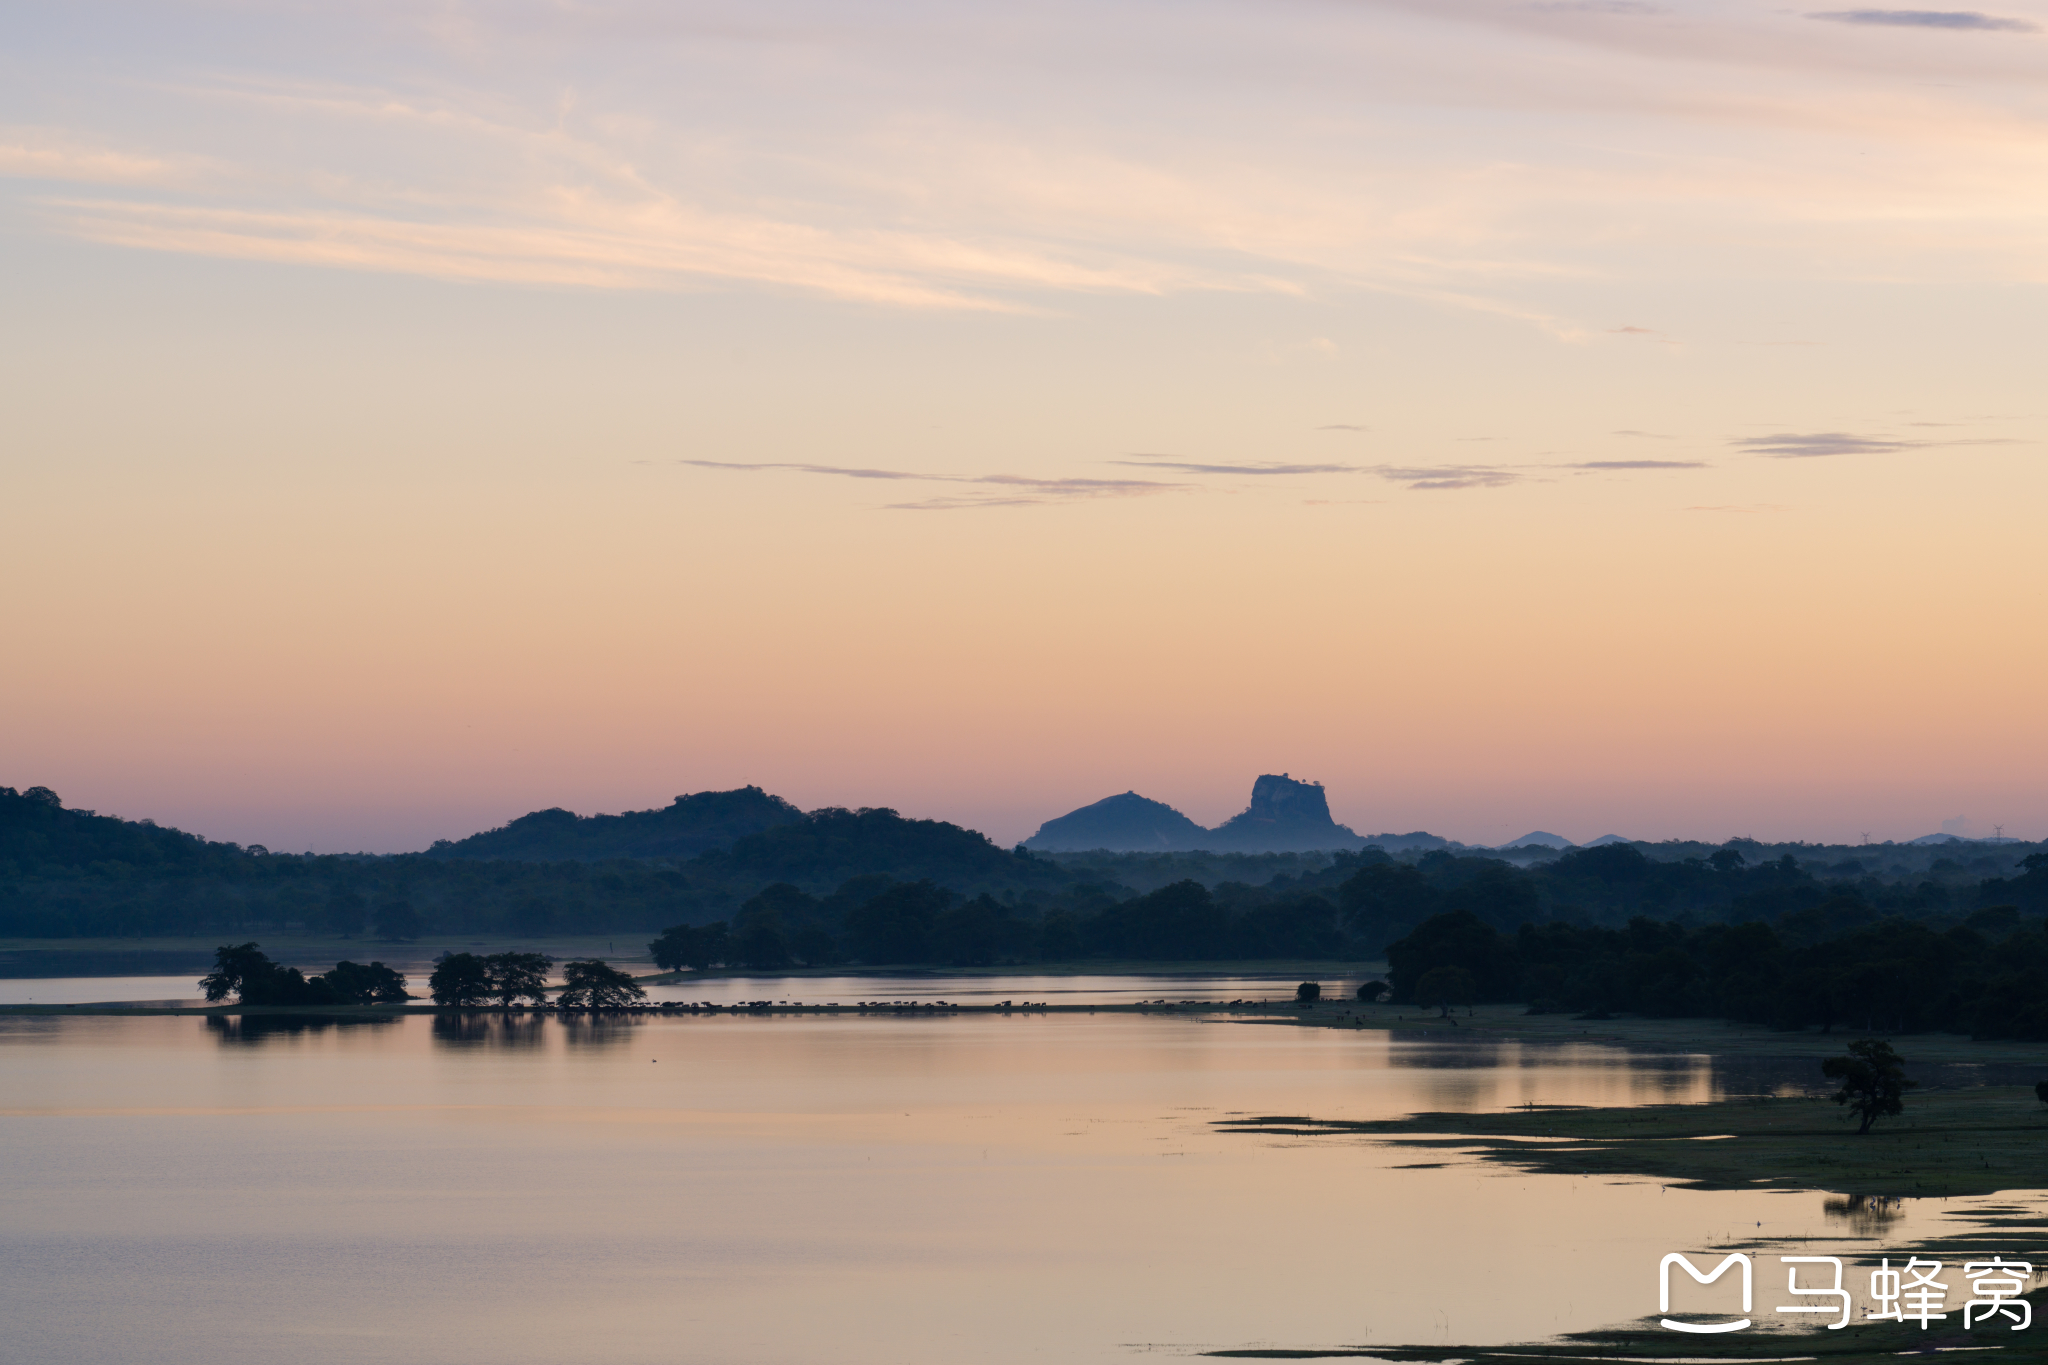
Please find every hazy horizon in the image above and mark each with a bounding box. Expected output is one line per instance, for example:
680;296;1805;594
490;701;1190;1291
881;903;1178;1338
6;773;2031;856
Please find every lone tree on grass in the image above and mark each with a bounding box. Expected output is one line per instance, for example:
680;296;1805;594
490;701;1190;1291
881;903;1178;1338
556;959;647;1009
1822;1038;1916;1134
1413;964;1476;1019
1296;982;1322;1004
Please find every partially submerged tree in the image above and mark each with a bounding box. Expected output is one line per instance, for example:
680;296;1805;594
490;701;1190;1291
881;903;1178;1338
428;952;493;1006
556;959;647;1009
484;952;552;1007
200;943;273;1002
1822;1038;1917;1134
322;960;410;1004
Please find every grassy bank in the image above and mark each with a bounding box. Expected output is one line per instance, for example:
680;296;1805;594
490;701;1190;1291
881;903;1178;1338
1215;1084;2048;1198
1205;1285;2048;1362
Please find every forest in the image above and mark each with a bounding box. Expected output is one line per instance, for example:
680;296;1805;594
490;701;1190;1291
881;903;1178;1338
5;784;2044;987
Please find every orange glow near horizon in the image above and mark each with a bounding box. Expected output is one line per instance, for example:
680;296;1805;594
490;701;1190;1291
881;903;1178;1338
2;1;2045;851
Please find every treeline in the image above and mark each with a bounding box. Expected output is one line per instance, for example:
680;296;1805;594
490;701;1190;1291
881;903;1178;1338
647;875;1365;969
7;785;2045;962
1384;896;2048;1041
0;787;1073;939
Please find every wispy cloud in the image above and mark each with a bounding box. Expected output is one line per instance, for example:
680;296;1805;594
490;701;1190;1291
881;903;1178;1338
1569;459;1709;470
1377;465;1523;490
1807;9;2040;31
0;129;191;185
50;198;1192;312
1316;424;1369;432
1109;458;1366;476
1732;430;2023;457
1732;432;1910;457
677;459;1185;508
1612;429;1675;439
1686;503;1790;512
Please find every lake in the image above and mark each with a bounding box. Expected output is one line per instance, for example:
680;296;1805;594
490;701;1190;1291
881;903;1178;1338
1;999;2032;1365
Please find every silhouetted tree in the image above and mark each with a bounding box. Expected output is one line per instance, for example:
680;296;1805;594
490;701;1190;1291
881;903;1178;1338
732;923;791;969
484;952;551;1006
556;959;646;1009
319;960;409;1004
649;922;728;972
429;953;493;1006
1822;1038;1916;1134
200;943;272;1002
789;923;845;966
846;880;952;963
1296;981;1322;1004
1356;980;1387;1002
1414;964;1476;1018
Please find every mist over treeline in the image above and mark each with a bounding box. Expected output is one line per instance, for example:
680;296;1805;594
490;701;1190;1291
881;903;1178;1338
3;785;2042;966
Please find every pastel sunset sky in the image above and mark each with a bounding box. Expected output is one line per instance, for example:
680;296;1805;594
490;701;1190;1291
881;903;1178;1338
4;0;2044;852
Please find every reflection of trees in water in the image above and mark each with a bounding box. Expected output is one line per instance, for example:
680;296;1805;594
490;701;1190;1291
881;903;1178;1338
430;1013;546;1048
205;1014;400;1045
558;1015;644;1048
1824;1193;1905;1236
1388;1042;1511;1069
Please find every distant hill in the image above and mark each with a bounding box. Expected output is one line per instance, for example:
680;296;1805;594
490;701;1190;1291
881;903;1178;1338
0;784;248;873
1026;774;1369;853
1500;831;1573;850
1585;834;1635;847
424;786;804;861
1025;791;1208;852
697;805;1062;890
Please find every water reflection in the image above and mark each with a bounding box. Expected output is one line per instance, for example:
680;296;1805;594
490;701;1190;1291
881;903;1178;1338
1823;1193;1907;1236
556;1014;644;1048
431;1013;546;1049
6;1010;2038;1365
204;1013;401;1044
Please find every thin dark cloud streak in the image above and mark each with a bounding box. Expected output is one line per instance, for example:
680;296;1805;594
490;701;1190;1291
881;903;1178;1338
1570;459;1709;469
1807;8;2040;29
677;458;1186;510
1731;431;2017;458
1109;459;1366;476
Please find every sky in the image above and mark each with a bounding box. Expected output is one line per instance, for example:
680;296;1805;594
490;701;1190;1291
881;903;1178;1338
3;0;2046;853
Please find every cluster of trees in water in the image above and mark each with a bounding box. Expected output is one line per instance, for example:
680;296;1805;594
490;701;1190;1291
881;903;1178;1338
200;943;410;1007
198;944;650;1009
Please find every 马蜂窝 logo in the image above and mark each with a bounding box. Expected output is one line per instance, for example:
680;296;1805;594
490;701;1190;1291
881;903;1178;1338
1659;1254;2033;1333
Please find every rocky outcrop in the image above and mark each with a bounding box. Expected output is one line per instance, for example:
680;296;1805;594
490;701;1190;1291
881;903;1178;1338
1025;774;1369;853
1204;774;1367;852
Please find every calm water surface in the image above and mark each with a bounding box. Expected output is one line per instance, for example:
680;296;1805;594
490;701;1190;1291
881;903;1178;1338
1;1007;2031;1365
